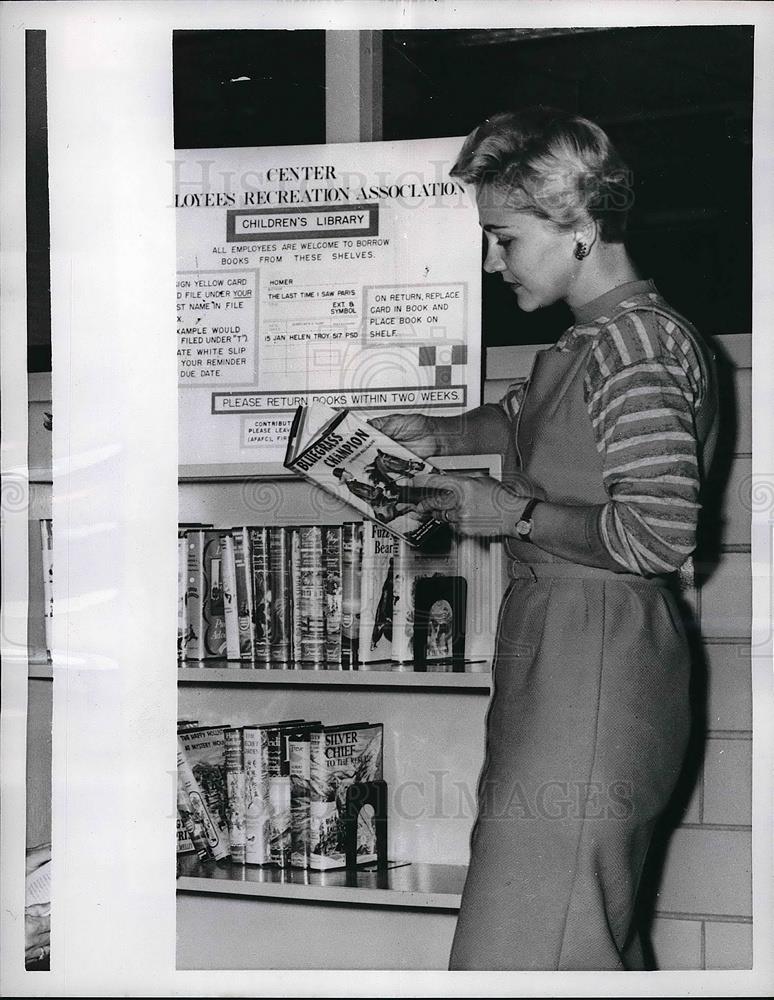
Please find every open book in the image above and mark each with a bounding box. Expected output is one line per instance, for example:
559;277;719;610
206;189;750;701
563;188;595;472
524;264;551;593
284;403;449;548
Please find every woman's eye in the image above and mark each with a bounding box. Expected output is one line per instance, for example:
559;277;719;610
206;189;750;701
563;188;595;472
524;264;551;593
497;237;514;248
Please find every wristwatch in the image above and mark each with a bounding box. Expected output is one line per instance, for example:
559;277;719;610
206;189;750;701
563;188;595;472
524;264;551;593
515;498;540;542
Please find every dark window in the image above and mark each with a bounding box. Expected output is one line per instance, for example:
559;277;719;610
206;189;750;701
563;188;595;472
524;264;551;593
173;30;326;150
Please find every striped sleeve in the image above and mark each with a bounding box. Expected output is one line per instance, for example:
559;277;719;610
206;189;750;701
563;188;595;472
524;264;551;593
584;310;706;576
498;380;527;422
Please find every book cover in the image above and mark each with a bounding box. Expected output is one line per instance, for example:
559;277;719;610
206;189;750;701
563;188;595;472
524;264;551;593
39;518;53;660
340;522;363;670
178;725;231;857
392;532;457;667
284;402;448;548
412;575;467;670
358;522;396;667
248;526;271;666
221;532;241;660
177;535;186;661
182;530;205;660
177;776;210;859
224;727;247;863
267;526;292;667
309;722;384;870
202;530;228;658
322;526;343;668
177;736;229;861
231;527;255;661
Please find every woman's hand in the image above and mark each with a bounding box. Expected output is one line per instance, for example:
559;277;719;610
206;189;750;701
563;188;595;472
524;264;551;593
368;413;440;459
25;904;50;966
412;472;538;538
25;842;51;967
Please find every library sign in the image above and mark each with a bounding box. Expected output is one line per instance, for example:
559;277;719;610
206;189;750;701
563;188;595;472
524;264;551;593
176;137;481;474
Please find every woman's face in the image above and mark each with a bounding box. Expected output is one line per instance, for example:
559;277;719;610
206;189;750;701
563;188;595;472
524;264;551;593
476;186;579;312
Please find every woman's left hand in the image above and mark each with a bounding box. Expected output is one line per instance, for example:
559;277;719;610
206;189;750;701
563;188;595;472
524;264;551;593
412;473;535;538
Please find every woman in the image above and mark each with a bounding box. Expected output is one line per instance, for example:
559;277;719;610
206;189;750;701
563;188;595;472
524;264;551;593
374;109;719;971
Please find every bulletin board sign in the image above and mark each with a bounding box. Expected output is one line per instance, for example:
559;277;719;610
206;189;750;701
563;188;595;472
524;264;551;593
176;137;482;477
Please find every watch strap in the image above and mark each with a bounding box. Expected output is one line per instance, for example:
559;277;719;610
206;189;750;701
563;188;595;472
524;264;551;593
516;498;540;541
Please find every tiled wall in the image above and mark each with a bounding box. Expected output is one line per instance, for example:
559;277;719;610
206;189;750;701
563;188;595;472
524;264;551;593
485;334;753;970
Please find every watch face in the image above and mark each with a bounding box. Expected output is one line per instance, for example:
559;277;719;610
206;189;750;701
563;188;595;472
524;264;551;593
516;520;530;537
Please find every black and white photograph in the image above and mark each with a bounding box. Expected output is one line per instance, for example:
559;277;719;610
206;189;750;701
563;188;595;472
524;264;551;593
1;1;773;995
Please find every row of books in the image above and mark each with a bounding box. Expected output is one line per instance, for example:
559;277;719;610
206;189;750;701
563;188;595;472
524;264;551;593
177;718;383;870
178;521;468;670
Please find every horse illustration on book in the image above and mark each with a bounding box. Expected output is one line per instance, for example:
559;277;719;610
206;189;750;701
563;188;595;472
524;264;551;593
332;467;428;525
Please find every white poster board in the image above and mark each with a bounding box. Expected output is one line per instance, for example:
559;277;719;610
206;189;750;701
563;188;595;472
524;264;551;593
176;137;481;476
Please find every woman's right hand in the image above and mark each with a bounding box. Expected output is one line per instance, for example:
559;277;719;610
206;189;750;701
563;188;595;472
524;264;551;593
369;413;441;459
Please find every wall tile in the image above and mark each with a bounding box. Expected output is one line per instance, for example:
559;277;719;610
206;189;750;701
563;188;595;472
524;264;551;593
649;917;703;970
704;642;752;732
702;738;752;826
700;552;752;639
704;920;753;970
656;828;751;917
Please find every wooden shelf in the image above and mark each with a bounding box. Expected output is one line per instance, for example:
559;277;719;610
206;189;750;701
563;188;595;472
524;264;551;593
178;663;492;689
177;854;465;909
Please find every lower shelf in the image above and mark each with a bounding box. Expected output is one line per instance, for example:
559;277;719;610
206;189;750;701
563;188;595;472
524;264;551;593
176;854;465;910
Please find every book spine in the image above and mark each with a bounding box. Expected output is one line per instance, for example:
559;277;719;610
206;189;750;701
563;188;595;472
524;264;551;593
243;728;271;865
267;527;291;667
224;728;246;864
39;518;53;660
391;538;414;667
297;525;325;669
340;522;363;669
183;531;205;660
323;526;343;668
358;522;396;667
268;727;292;867
290;528;301;667
249;526;271;666
202;530;227;658
177;738;229;861
289;730;312;868
221;532;241;660
232;528;255;661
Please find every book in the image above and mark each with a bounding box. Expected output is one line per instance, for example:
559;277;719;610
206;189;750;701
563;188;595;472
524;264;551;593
322;526;343;668
231;527;255;661
295;525;326;668
289;724;322;868
39;518;53;660
202;530;228;658
182;530;205;660
243;718;304;865
391;532;457;668
309;722;384;870
177;735;230;861
178;725;231;857
340;522;363;669
267;526;292;667
221;532;241;660
358;521;396;667
267;721;316;867
248;526;271;665
284;402;448;548
224;728;247;863
412;575;467;670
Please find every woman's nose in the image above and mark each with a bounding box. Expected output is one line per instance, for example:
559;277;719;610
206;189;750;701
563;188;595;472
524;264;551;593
483;242;505;274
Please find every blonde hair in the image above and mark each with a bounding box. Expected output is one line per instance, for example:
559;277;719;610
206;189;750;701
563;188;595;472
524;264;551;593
450;108;633;242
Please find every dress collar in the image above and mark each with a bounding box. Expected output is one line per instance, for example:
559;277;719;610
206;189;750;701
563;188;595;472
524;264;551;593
571;278;658;326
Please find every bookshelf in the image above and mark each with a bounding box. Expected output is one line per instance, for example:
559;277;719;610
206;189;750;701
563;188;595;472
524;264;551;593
176;455;500;967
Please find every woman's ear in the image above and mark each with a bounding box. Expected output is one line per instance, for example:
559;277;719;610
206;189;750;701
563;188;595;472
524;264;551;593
573;219;598;252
